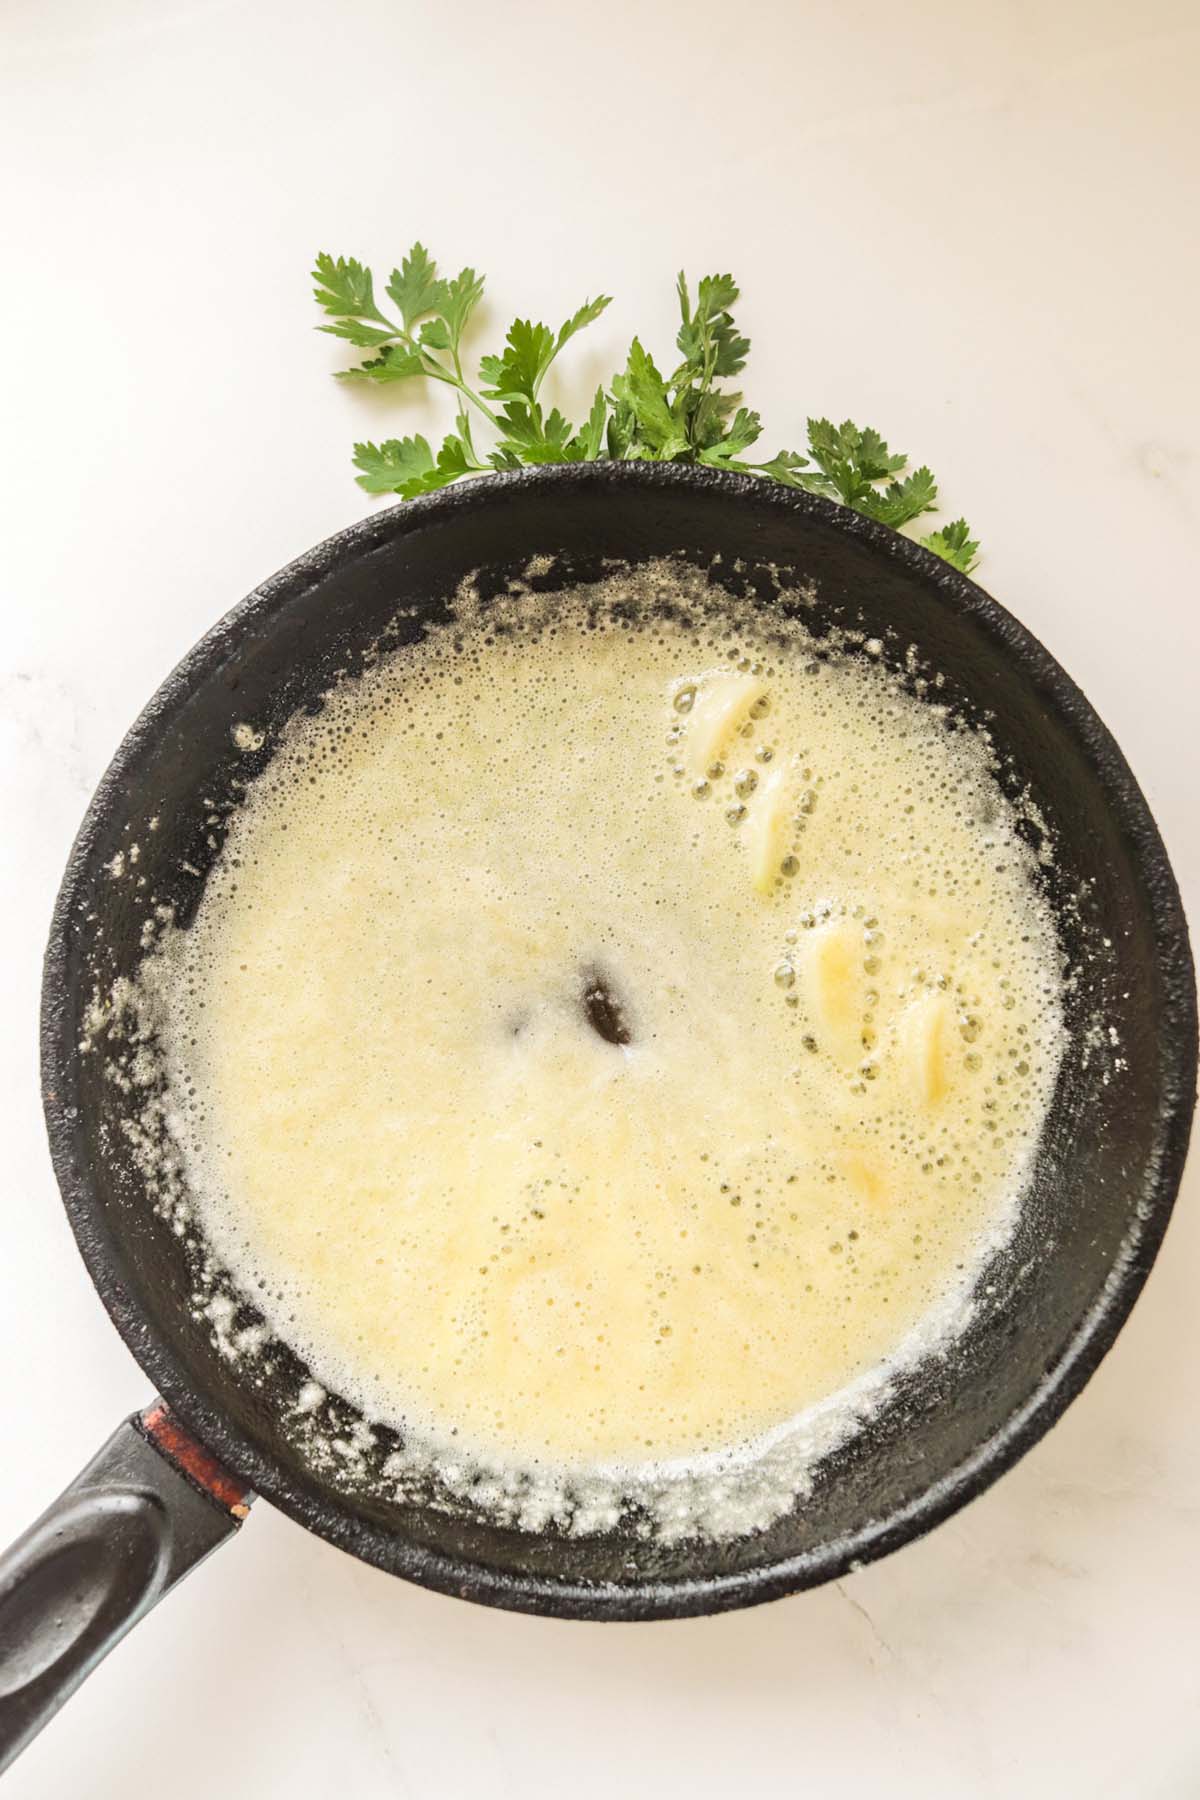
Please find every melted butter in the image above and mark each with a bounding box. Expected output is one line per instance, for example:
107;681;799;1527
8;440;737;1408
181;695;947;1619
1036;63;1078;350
147;571;1064;1475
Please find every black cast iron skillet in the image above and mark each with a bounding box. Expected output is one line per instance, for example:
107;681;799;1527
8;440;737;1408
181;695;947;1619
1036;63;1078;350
1;465;1194;1772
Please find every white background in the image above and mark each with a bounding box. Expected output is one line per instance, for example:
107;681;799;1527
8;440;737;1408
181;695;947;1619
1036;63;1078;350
2;2;1199;1794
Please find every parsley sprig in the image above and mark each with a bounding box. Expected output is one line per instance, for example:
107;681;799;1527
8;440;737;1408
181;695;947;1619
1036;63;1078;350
313;245;980;574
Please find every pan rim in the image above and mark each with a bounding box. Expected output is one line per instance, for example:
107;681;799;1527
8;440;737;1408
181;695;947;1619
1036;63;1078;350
40;462;1198;1621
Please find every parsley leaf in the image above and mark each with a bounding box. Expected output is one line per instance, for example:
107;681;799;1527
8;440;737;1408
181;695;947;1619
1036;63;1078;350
385;243;444;329
803;418;908;509
494;400;574;463
352;435;437;495
794;421;943;533
336;345;425;384
353;420;488;498
438;268;486;353
863;465;938;529
920;517;981;573
610;339;691;458
697;407;763;467
675;273;750;388
316;244;983;573
571;387;608;462
318;318;399;348
313;254;392;330
755;449;810;486
480;320;558;401
556;296;613;353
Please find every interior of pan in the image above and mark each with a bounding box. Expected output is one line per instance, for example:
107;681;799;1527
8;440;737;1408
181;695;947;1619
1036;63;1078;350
41;465;1197;1619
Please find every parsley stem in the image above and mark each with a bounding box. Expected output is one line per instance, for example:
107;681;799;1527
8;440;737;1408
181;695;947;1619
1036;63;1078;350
453;380;502;430
414;343;502;429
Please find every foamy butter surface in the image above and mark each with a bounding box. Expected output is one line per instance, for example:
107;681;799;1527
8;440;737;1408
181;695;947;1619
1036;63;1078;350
144;563;1064;1530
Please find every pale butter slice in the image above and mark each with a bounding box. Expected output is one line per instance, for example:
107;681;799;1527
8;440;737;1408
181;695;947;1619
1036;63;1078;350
897;992;952;1107
840;1150;886;1207
685;673;766;776
801;919;864;1064
745;760;792;894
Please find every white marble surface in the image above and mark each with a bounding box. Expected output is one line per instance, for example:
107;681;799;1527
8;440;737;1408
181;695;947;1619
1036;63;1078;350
3;1;1199;1793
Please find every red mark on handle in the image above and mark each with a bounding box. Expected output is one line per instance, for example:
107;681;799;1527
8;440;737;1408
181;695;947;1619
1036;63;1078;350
140;1400;254;1520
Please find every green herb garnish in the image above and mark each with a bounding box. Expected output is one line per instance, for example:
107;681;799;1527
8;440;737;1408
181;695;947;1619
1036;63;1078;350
313;245;980;573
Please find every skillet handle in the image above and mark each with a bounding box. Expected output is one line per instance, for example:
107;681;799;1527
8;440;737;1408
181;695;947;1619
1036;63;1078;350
0;1400;252;1776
